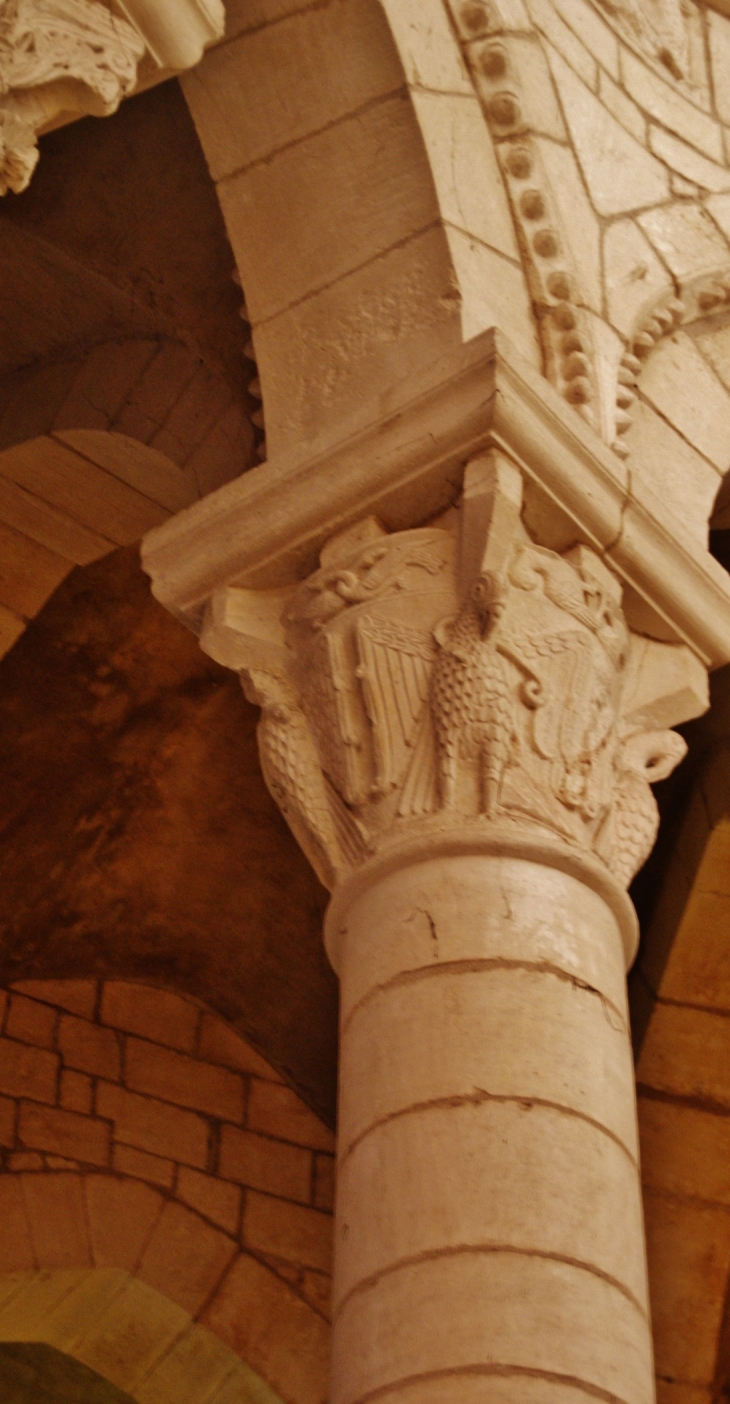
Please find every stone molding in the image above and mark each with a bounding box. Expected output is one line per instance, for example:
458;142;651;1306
142;328;730;669
0;0;224;195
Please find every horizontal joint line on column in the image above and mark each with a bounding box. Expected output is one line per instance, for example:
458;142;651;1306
338;1092;638;1173
332;1244;648;1324
341;957;626;1038
347;1363;634;1404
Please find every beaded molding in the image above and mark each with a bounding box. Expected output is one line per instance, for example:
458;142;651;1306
447;0;599;429
612;269;730;458
232;266;266;464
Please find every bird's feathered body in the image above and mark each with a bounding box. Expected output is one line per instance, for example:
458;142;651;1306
249;672;364;889
430;576;513;815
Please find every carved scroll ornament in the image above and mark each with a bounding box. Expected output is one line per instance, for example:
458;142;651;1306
226;454;689;894
0;0;225;195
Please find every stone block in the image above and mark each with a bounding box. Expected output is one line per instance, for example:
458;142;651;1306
97;1081;209;1169
0;522;72;621
0;1093;15;1147
137;1200;237;1316
21;1171;91;1268
149;368;234;468
124;1037;244;1124
72;1276;190;1393
709;11;730;126
694;317;730;391
4;994;56;1049
527;0;597;89
58;1014;121;1081
622;400;721;542
441;226;539;361
638;1003;730;1105
60;1069;93;1115
549;48;669;214
638;202;730;282
242;222;463;456
244;1191;333;1273
113;1143;176;1189
638;330;730;474
339;855;628;1028
185;400;254;496
639;1095;730;1204
9;980;97;1019
219;1125;313;1202
7;1151;43;1170
409;89;518;257
0;1038;58;1104
85;1174;164;1271
500;35;567;139
599;69;646;141
621;48;723;162
551;0;618;74
335;1098;645;1310
313;1153;335;1212
387;1379;612;1403
339;966;637;1158
535;135;602;311
218;91;439;326
332;1251;652;1404
52;340;158;433
0;1177;34;1272
644;1189;730;1384
183;0;404;181
176;1166;241;1235
197;1013;280;1080
603;217;671;336
100;982;199;1052
247;1078;335;1152
648;126;730;191
382;0;472;93
134;1322;246;1404
201;1252;330;1404
18;1102;110;1167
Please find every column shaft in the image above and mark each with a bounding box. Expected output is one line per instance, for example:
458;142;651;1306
328;851;653;1404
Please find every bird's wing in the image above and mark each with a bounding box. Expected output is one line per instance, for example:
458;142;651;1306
356;614;436;796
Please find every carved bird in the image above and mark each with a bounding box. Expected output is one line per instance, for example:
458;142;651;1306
607;729;687;886
430;573;513;816
244;669;364;889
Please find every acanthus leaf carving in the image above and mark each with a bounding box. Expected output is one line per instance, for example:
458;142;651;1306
232;455;692;893
0;0;145;194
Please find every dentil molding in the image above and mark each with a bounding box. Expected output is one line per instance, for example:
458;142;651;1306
0;0;224;194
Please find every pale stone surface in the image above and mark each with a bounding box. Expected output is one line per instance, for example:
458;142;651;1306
443;226;539;355
183;0;403;181
584;309;625;443
332;1252;652;1404
599;68;646;142
509;35;567;139
335;1098;647;1308
379;0;472;93
548;49;669;214
536;136;602;312
649;125;730;190
623;400;722;542
705;189;730;242
709;10;730;127
693;318;730;391
550;0;619;76
603;220;673;338
621;48;724;162
638;202;730;282
217;93;441;324
410;89;519;258
527;0;597;88
638;331;730;473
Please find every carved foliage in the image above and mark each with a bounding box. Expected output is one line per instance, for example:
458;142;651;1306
0;0;145;194
246;461;688;891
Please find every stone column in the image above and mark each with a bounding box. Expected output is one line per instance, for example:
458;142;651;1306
233;454;689;1404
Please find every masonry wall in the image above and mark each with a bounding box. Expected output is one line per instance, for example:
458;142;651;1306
0;979;333;1404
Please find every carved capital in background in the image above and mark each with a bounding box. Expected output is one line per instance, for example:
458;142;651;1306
211;456;692;896
0;0;224;194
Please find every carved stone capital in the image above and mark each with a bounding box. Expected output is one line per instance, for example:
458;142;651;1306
201;454;696;909
0;0;224;195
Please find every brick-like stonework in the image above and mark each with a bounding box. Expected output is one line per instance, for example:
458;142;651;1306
0;979;334;1404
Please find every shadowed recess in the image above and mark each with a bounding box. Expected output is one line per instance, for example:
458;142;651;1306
0;1342;135;1404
